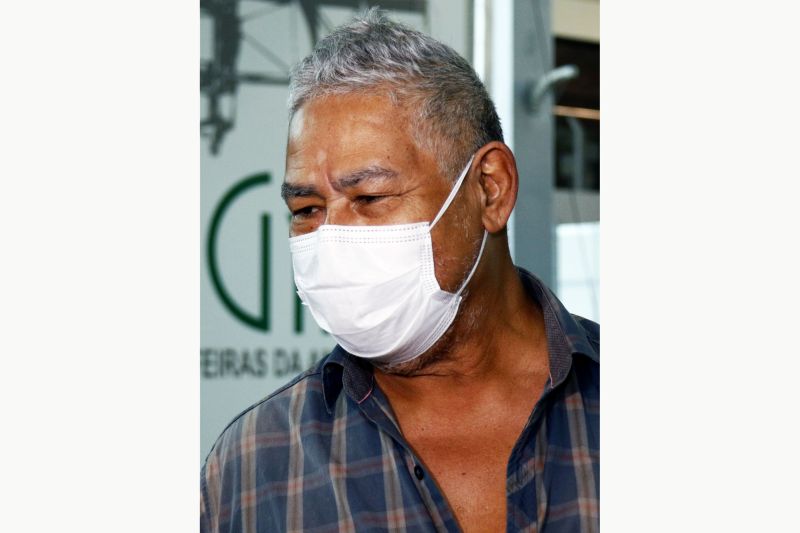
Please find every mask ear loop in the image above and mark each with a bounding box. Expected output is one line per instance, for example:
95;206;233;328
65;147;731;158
427;153;487;295
430;154;476;229
456;230;488;296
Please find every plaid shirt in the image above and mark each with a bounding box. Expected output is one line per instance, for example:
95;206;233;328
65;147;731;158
201;269;599;532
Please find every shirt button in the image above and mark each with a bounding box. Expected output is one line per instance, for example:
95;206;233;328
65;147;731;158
414;465;425;480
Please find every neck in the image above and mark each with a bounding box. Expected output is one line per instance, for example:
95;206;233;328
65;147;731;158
373;239;549;399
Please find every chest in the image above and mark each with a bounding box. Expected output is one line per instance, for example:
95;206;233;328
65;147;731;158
416;432;516;531
398;402;538;533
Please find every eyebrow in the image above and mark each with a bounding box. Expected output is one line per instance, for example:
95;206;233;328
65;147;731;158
281;182;320;202
333;165;398;190
281;165;399;202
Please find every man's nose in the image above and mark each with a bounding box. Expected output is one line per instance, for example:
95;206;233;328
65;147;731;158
321;199;352;226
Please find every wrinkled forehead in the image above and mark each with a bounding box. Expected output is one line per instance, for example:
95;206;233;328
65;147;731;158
285;92;434;175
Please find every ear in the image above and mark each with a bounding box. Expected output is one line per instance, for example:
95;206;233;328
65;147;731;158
472;142;519;233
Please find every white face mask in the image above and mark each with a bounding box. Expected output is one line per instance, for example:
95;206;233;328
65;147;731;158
289;155;487;365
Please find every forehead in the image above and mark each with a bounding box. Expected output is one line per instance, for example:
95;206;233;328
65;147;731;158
286;92;424;173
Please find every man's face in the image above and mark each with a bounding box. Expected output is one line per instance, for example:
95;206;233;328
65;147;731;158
283;92;481;293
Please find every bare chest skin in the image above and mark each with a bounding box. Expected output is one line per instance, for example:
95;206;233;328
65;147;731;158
386;373;548;533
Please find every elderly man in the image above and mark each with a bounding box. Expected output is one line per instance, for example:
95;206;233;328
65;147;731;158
201;9;599;533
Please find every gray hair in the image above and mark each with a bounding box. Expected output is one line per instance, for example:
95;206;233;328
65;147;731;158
287;8;503;180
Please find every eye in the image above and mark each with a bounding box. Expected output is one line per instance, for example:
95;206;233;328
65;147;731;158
354;195;385;205
291;206;321;219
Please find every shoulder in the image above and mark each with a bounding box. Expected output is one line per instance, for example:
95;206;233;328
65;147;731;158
568;314;599;398
572;314;600;357
201;354;335;486
200;355;336;529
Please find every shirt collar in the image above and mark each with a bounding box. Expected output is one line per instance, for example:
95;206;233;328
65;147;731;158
322;346;374;414
321;267;599;413
516;267;599;387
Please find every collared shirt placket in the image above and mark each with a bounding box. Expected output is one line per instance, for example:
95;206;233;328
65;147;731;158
347;372;462;533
